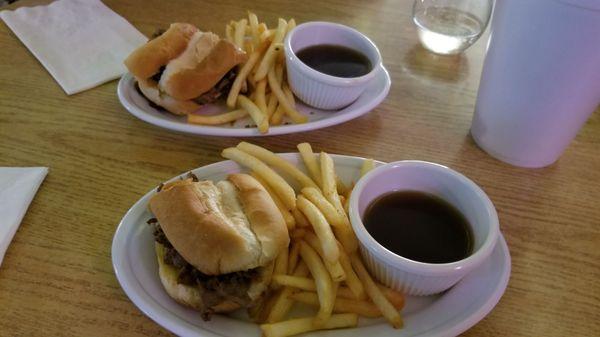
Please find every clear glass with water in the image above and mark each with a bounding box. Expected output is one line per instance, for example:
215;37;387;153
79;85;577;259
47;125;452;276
413;0;493;55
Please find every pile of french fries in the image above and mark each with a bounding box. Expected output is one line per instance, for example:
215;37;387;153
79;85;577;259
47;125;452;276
188;12;308;133
221;142;402;337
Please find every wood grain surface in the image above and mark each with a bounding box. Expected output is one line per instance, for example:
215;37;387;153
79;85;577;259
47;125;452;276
1;0;599;336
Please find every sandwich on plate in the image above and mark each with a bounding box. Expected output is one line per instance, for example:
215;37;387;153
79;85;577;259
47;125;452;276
148;173;289;319
125;23;247;115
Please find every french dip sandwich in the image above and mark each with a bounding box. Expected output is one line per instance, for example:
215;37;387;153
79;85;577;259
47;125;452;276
125;23;247;115
148;173;289;319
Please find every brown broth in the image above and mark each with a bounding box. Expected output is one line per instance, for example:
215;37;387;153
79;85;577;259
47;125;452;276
296;44;372;78
363;191;473;264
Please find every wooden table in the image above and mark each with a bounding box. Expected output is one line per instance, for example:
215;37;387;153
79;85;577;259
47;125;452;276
1;0;599;336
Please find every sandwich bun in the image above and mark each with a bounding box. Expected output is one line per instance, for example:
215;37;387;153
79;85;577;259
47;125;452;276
159;33;247;100
125;23;199;80
149;173;290;275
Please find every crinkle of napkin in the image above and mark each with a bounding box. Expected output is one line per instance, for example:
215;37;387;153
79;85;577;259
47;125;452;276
0;0;147;95
0;167;48;267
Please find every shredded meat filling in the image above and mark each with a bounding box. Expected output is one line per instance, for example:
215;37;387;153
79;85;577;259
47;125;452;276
150;220;258;320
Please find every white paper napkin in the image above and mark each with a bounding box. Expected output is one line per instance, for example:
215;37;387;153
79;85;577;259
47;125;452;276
0;0;147;95
0;167;48;267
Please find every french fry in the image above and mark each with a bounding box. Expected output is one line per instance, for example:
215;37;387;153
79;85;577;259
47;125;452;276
266;262;309;323
360;158;375;177
377;285;405;310
283;86;306;123
281;84;307;124
248;297;265;322
271;104;285;125
277;43;286;65
255;18;287;81
296;196;339;264
335;175;348;195
299;241;334;327
255;79;268;114
303;231;346;282
321;152;358;253
243;40;254;54
283;84;296;105
292;207;310;227
288;241;300;274
221;147;296;210
337;285;404;308
251;260;277;322
268;66;308;124
261;313;358;337
275;63;284;83
274;248;289;279
337;286;358;299
290;228;306;239
218;15;310;133
233;19;248;50
251;173;295;230
351;254;403;328
286;18;297;34
248;11;260;48
227;50;262;108
343;183;353;214
258;22;268;34
320;152;340;203
297;143;322;187
237;142;319;190
290;292;382;318
269;63;286;125
259;28;276;43
272;275;316;291
332;225;358;255
187;109;248;125
301;187;345;228
336;241;367;300
225;24;234;43
254;291;279;323
237;95;268;133
266;92;278;120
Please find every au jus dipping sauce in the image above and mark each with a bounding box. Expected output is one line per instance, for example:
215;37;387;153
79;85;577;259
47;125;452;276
295;44;372;78
363;191;473;264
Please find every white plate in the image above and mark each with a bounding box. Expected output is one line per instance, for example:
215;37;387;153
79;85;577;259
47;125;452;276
116;67;391;137
112;154;511;337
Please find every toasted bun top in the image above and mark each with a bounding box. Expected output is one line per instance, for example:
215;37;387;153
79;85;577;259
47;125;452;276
149;174;289;275
159;32;247;100
124;23;198;80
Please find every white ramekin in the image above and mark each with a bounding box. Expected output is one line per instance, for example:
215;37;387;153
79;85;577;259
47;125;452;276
284;21;382;110
349;161;500;296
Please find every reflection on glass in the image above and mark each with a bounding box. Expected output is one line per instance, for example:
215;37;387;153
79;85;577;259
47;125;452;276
412;0;492;55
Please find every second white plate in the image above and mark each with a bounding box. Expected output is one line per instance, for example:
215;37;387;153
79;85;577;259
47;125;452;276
117;67;391;137
112;153;511;337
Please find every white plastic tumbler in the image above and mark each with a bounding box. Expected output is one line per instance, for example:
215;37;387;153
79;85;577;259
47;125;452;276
471;0;600;168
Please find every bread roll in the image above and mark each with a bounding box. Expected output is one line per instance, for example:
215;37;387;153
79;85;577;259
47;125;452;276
149;174;289;275
159;32;248;100
125;23;198;80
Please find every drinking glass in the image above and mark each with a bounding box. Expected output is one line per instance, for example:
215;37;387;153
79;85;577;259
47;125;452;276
412;0;493;55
